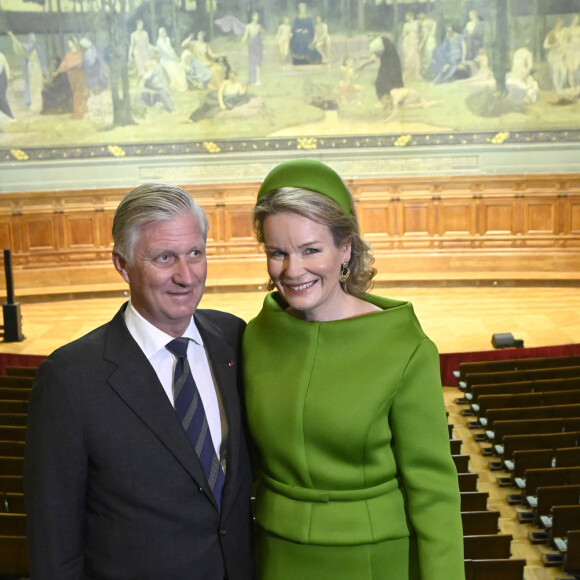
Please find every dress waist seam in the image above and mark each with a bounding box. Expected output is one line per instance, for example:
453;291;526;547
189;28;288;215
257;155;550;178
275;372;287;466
260;473;399;503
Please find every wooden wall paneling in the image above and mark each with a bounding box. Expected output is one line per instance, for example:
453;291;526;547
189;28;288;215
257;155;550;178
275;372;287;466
357;200;391;236
101;211;115;252
0;175;579;297
21;215;60;257
63;212;101;250
398;197;433;249
521;197;557;248
220;203;257;255
59;193;115;259
438;196;476;249
565;195;580;242
0;218;18;254
356;188;396;251
358;205;391;242
0;192;22;257
431;194;441;249
479;197;517;244
203;203;221;257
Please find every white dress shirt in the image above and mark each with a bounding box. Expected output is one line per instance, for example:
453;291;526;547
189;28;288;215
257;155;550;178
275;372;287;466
123;301;223;459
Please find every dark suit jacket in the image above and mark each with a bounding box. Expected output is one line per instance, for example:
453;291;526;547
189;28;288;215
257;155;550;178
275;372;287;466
25;305;254;580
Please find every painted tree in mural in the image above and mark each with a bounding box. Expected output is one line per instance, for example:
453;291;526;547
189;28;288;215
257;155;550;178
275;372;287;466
494;0;509;93
88;0;135;126
15;0;134;125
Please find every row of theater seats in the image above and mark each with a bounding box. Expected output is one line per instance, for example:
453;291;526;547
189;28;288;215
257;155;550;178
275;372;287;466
449;423;527;579
456;354;580;580
0;366;35;579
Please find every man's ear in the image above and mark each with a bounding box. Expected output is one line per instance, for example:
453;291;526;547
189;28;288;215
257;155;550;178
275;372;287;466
112;252;131;285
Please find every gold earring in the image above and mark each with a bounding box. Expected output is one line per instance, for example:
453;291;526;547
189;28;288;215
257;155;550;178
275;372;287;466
339;262;351;283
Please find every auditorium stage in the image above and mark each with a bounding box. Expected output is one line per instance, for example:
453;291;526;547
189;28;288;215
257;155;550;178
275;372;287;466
1;285;578;360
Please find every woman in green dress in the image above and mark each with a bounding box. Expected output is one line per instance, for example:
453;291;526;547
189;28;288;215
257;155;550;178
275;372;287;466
243;159;465;580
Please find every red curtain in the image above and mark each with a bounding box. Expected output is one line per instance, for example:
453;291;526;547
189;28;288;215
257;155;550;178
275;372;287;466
0;353;46;375
440;344;580;387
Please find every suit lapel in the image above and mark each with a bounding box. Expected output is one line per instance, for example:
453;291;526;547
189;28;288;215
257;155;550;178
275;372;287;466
195;311;244;517
103;308;216;505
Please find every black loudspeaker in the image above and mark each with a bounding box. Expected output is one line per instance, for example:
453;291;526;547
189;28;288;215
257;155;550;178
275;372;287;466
2;249;25;342
491;332;524;349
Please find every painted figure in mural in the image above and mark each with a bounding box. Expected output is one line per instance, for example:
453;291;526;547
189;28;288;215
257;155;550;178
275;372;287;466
0;51;14;122
506;40;539;105
189;69;254;122
156;27;188;92
41;56;73;115
401;11;421;82
128;19;153;78
140;50;176;113
432;26;469;84
564;14;580;89
181;33;214;89
310;16;332;63
368;35;404;107
543;17;567;93
291;3;322;65
462;10;485;62
384;87;444;123
276;16;293;63
79;37;108;94
459;48;496;93
181;31;225;90
8;31;48;113
55;38;88;119
339;57;363;106
241;11;264;86
418;12;437;79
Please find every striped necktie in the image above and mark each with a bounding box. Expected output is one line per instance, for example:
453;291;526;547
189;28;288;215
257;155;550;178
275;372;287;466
166;337;225;507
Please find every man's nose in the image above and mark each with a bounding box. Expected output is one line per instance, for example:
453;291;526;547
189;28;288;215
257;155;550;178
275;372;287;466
173;257;194;284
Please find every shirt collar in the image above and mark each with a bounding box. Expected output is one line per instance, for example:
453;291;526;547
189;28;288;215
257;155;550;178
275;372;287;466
124;301;203;359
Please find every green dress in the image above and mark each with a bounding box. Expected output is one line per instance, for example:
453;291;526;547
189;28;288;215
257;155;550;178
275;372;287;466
243;292;465;580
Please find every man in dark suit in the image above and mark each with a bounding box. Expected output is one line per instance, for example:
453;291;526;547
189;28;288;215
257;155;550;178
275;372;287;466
25;183;254;580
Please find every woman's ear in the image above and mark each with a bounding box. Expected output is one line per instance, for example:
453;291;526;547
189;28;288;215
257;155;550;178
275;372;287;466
344;238;352;263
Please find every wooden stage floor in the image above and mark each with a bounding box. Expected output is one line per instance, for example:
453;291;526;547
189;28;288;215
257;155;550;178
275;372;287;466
2;285;578;358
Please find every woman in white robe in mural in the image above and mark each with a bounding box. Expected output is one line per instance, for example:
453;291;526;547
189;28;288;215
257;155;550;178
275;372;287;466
8;31;47;113
156;27;188;92
418;13;437;78
401;11;421;82
128;19;153;77
543;17;567;93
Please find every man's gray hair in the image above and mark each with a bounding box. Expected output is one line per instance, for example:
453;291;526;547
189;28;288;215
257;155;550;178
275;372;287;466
113;183;209;264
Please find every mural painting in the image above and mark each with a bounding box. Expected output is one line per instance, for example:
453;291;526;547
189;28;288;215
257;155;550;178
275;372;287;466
0;0;579;163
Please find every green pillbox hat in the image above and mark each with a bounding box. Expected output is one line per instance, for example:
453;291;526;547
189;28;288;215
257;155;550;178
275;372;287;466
257;159;353;214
